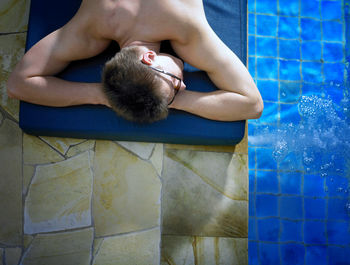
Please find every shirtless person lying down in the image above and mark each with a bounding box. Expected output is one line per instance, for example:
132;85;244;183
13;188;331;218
7;0;263;123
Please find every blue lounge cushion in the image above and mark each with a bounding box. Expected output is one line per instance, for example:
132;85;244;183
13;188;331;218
20;0;247;145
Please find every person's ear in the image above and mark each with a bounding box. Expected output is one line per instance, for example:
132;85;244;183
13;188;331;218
141;51;156;65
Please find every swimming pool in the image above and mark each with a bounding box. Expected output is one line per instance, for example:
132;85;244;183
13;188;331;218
247;0;350;264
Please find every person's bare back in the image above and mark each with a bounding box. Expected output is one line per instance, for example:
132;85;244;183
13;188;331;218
7;0;263;122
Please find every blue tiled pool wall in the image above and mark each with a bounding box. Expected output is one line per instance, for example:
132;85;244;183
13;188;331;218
247;0;350;264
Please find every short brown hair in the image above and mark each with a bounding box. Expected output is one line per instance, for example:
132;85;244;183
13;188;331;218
102;47;169;123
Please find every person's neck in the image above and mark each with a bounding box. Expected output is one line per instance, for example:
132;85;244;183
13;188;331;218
121;40;161;53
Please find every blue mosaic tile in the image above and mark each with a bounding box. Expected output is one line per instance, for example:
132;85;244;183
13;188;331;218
249;170;256;191
248;241;259;265
324;63;345;82
328;198;350;220
256;147;278;170
304;198;326;219
249;35;256;55
257;80;279;102
280;220;302;242
280;60;301;81
302;62;323;83
257;57;278;79
256;0;277;15
325;44;344;64
248;124;278;148
249;217;257;239
257;15;278;36
279;39;300;60
305;246;328;265
256;194;278;217
304;221;327;244
280;244;305;265
258;102;279;124
280;103;301;124
278;17;300;39
249;193;256;217
280;196;303;219
278;152;304;172
256;37;277;57
302;83;323;97
280;172;301;195
278;0;299;16
259;243;280;265
249;14;255;35
323;21;343;42
258;218;280;241
301;19;321;41
303;174;326;197
321;1;342;21
326;175;349;197
249;149;256;170
257;170;279;194
248;0;255;13
280;82;301;103
328;246;350;265
301;0;320;19
324;82;345;105
248;56;256;78
301;41;322;61
327;221;350;245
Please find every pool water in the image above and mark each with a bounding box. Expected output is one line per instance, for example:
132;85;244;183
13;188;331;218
247;0;350;264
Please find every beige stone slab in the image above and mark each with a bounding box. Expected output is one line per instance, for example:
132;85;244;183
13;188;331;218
93;228;160;265
0;0;30;33
162;151;248;237
66;140;95;157
150;143;163;176
165;149;248;200
23;165;35;195
40;136;86;155
0;119;22;245
0;33;26;120
23;134;64;165
93;141;161;237
161;236;247;265
22;228;93;265
117;141;155;160
24;151;93;234
4;247;22;265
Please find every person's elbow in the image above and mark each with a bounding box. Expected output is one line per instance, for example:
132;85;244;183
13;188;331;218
7;71;27;100
248;94;264;119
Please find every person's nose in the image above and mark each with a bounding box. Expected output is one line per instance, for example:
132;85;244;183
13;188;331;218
180;81;186;90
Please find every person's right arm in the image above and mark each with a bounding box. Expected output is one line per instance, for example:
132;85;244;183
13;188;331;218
7;21;111;107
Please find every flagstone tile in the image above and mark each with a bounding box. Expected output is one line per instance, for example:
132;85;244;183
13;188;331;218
162;150;248;237
66;140;95;157
4;247;22;265
93;228;160;265
161;236;247;265
40;136;86;155
24;151;93;234
22;228;93;265
150;143;163;176
0;33;26;120
0;0;30;33
0;119;22;245
165;149;248;200
23;134;64;165
93;141;161;237
117;141;155;160
23;165;35;195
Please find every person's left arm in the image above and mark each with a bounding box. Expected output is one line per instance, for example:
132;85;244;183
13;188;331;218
171;24;263;121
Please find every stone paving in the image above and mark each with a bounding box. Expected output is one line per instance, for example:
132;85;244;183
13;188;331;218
0;1;248;264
